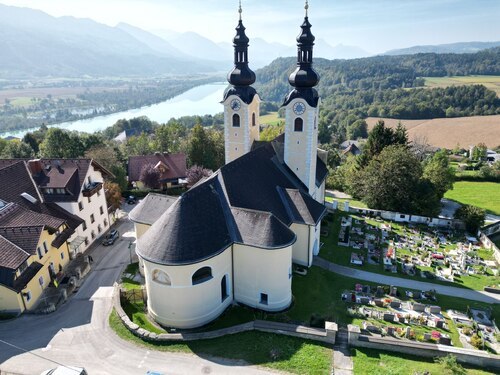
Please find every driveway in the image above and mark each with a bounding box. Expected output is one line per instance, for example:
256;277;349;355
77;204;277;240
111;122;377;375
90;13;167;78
0;215;273;375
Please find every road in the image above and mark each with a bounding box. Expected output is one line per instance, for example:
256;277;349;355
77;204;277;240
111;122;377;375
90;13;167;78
314;257;500;303
0;214;273;375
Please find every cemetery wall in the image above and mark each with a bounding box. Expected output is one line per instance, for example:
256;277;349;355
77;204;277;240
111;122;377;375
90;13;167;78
348;325;500;370
325;201;465;230
479;222;500;263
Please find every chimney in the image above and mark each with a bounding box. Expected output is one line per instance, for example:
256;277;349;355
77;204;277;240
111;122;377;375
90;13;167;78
27;159;43;175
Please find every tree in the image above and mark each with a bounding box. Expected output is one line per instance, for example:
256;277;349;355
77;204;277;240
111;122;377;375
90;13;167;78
435;354;467;375
187;124;223;170
260;123;284;142
85;144;128;190
454;205;485;233
186;165;212;186
139;163;161;189
0;138;7;156
354;145;441;216
104;182;122;211
22;132;40;154
471;143;487;161
0;140;35;158
39;128;85;158
126;133;153;156
423;150;455;199
346;119;368;140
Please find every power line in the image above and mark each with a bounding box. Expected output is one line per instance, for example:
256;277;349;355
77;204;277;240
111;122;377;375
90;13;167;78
0;339;82;374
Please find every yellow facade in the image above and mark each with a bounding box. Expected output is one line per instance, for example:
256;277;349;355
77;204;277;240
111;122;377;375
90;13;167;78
0;225;71;314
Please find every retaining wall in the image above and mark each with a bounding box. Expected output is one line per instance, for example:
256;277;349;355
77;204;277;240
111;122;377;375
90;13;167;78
479;222;500;264
112;283;337;344
348;325;500;370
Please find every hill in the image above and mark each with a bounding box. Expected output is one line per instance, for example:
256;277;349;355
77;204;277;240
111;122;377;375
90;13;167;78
384;41;500;56
366;115;500;149
0;4;218;78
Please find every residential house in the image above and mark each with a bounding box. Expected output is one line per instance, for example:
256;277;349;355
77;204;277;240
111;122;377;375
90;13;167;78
128;152;187;190
0;159;112;255
0;202;74;314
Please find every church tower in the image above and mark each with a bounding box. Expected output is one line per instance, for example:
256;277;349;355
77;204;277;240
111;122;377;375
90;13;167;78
283;1;321;198
223;2;261;165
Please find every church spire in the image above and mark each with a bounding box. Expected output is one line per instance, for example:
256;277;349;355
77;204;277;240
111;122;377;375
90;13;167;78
288;1;320;90
227;1;256;87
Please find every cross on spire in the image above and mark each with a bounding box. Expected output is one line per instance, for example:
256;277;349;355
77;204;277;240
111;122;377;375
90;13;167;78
239;0;242;20
305;0;309;17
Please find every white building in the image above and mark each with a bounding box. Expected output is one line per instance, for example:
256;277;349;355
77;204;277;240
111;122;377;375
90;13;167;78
133;5;327;329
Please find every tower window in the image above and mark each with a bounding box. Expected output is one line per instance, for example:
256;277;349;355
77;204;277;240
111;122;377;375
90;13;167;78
294;118;303;132
252;113;256;127
232;114;240;128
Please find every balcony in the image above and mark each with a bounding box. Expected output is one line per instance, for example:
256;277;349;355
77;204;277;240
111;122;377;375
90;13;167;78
82;181;103;198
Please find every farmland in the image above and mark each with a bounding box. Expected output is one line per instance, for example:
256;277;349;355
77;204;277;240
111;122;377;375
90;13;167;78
366;115;500;149
444;181;500;216
424;75;500;97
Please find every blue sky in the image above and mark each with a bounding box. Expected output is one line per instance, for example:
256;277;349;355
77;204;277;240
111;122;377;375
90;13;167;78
1;0;498;53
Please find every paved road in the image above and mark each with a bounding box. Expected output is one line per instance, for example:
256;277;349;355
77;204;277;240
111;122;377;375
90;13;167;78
314;257;500;304
0;215;273;375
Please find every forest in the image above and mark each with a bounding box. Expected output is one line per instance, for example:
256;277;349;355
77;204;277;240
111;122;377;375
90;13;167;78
256;48;500;143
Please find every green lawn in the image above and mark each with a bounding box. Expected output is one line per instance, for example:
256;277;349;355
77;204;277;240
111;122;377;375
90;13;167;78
444;181;500;215
109;310;333;375
325;196;368;209
352;348;496;375
424;75;500;96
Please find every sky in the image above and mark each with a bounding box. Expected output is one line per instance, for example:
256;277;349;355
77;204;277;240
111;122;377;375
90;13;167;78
0;0;499;53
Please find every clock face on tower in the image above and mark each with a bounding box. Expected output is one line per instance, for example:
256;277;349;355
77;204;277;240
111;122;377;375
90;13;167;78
230;99;241;111
293;101;306;116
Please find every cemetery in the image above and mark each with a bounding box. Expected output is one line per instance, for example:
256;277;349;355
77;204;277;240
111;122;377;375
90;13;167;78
341;282;499;352
321;211;500;291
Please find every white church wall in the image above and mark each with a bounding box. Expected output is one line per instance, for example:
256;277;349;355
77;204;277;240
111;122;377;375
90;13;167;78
142;248;233;329
290;223;312;267
233;243;292;311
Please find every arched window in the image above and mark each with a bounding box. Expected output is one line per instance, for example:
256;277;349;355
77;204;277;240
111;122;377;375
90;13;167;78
252;113;256;127
152;269;171;286
294;118;303;132
192;266;212;285
232;114;240;128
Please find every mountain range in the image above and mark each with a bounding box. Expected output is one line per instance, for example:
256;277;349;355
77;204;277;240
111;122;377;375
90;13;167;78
0;4;498;79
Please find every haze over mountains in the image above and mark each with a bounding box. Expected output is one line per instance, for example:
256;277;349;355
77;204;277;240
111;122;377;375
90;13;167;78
0;4;498;79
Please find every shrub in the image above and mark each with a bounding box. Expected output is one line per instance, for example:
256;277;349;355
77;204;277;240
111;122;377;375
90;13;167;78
470;334;483;349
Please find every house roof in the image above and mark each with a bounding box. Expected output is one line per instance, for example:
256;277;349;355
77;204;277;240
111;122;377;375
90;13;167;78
137;137;326;266
12;261;43;292
128;153;187;183
129;193;178;225
340;140;360;149
0;203;65;231
0;158;113;203
341;143;361;156
0;226;43;256
0;161;84;230
0;235;29;270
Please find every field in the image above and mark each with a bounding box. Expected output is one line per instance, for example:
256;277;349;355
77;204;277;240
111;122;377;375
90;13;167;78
424;75;500;96
0;86;127;106
444;181;500;215
366;115;500;149
260;112;282;126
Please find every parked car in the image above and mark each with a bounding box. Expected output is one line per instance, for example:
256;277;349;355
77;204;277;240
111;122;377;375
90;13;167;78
41;366;87;375
102;229;119;246
127;195;137;204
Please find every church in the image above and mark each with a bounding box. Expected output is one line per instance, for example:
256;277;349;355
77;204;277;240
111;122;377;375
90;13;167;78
132;2;328;329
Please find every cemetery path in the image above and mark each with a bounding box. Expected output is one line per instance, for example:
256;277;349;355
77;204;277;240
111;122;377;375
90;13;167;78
313;257;500;304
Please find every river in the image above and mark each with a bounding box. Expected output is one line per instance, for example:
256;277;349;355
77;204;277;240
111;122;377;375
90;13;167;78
1;83;227;138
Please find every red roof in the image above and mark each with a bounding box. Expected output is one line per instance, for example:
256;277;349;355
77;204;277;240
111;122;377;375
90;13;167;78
128;153;187;183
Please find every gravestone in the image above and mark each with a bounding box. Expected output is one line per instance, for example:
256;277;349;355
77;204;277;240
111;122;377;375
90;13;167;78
374;298;384;307
390;286;397;296
390;300;402;309
429;305;441;314
412;303;426;312
359;297;371;305
383;313;395;322
439;336;452;346
387;326;395;336
436;320;445;329
375;286;385;298
423;333;432;341
405;326;412;338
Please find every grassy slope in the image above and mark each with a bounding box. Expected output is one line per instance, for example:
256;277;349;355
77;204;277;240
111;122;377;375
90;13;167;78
444;181;500;215
109;310;333;375
260;112;282;126
352;348;496;375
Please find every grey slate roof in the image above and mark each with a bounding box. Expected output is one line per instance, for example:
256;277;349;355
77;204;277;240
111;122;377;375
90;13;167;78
137;136;327;266
0;235;29;270
129;194;178;225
